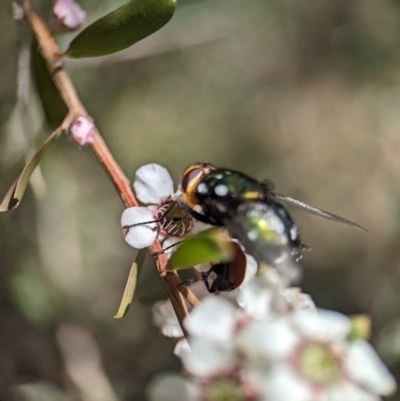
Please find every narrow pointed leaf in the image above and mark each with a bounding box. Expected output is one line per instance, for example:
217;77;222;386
168;228;234;270
114;262;138;318
31;41;68;129
114;249;147;317
1;181;20;211
64;0;177;58
0;125;65;212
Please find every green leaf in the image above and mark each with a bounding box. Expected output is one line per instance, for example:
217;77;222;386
0;125;65;212
168;228;234;270
114;262;138;318
64;0;177;58
114;249;147;318
31;41;68;129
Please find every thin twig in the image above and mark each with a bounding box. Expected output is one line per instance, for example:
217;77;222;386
16;0;199;330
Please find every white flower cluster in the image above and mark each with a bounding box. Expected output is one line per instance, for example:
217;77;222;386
149;270;396;401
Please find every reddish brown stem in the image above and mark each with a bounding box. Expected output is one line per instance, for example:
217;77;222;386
16;0;199;330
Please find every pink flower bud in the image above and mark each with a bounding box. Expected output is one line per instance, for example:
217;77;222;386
52;0;86;32
69;116;95;146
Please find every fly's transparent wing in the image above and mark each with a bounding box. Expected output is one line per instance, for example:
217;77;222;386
271;192;368;233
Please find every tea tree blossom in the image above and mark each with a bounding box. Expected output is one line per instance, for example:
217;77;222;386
121;164;195;249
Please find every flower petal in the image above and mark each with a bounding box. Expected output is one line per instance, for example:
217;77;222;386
320;382;380;401
238;279;274;320
152;300;184;338
283;288;316;314
345;340;397;396
121;207;157;248
292;308;351;342
134;164;174;204
174;339;191;359
184;296;238;342
236;319;298;361
258;365;312;401
182;337;236;377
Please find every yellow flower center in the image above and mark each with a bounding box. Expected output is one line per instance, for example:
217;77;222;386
203;377;247;401
296;342;342;385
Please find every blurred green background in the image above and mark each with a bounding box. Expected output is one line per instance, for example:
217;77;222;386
1;0;400;399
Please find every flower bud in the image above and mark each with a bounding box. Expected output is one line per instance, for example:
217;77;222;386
51;0;86;33
69;116;94;146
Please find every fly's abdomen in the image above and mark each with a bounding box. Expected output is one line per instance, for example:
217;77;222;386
232;202;302;283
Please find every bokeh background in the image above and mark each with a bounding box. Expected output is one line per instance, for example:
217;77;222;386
1;0;400;399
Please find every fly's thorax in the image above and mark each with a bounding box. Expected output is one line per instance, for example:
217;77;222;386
198;170;266;203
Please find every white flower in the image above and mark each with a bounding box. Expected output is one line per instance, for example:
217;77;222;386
237;308;397;401
121;164;195;249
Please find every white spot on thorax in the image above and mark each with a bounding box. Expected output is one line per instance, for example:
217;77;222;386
290;226;298;241
214;184;228;196
197;183;208;194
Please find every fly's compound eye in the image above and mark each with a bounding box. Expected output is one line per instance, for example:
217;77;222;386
181;168;204;194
